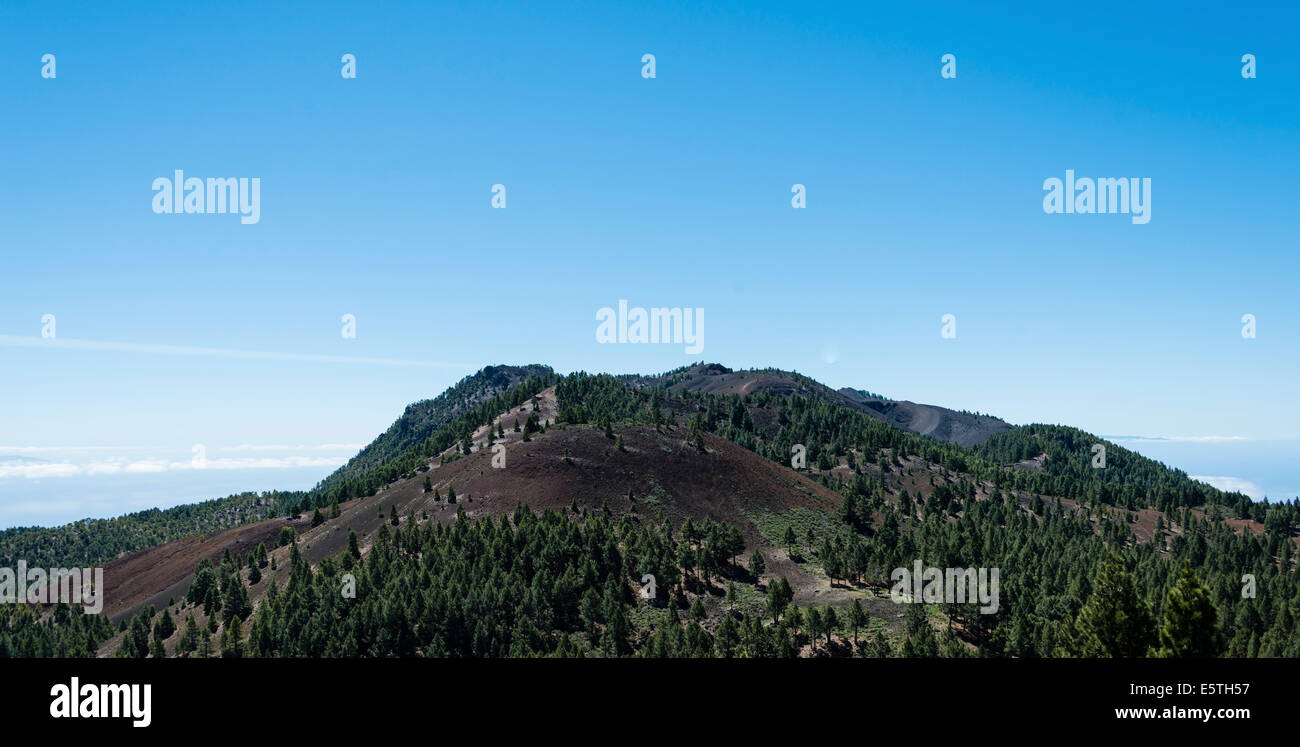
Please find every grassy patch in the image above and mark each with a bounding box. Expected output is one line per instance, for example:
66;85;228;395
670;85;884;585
746;507;846;569
640;477;675;513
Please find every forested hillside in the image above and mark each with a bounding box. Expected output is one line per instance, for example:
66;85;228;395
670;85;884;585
545;368;1300;656
974;425;1253;516
0;490;302;569
0;365;556;569
307;367;558;507
4;363;1297;659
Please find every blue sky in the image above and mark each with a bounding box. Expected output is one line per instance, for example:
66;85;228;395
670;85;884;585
2;1;1297;526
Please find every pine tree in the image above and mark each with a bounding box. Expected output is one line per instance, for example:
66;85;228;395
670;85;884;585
786;605;804;640
767;576;793;622
715;616;739;657
220;616;243;658
277;526;296;547
222;573;251;624
749;549;765;581
116;608;152;659
1152;562;1222;658
849;598;868;649
178;614;199;657
1057;554;1156;658
154;608;176;639
823;606;838;650
807;608;823;653
901;604;938;657
869;630;892;658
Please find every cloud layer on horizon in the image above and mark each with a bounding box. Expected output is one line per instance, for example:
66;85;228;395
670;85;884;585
0;444;357;480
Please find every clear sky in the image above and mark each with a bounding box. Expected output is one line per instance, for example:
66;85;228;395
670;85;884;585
2;1;1297;526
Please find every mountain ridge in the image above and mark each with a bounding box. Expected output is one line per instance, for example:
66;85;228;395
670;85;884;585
6;361;1298;659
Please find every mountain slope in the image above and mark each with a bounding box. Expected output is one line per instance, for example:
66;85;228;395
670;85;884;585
94;385;841;625
9;362;1297;660
628;363;1011;447
307;364;556;503
835;387;1009;447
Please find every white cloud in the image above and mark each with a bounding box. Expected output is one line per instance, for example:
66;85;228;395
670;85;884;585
1190;475;1264;498
0;462;82;479
202;456;347;470
0;455;348;479
1108;435;1250;444
0;445;145;454
219;443;363;452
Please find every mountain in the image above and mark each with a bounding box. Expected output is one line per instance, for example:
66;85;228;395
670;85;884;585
3;363;1297;659
834;387;1009;447
0;491;303;570
623;363;1011;447
308;364;556;501
87;383;845;623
